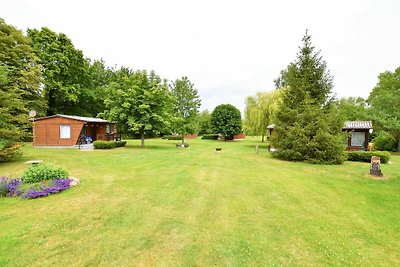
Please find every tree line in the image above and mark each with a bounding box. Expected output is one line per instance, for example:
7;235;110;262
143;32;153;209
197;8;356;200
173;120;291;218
0;18;244;160
243;30;400;164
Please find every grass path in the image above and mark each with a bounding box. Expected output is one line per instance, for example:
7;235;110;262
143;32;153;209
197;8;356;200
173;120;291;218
0;137;399;266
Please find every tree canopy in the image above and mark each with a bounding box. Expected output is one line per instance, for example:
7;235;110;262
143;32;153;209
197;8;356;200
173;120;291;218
28;27;91;116
244;90;281;142
170;76;201;143
271;31;345;164
211;104;242;140
0;19;44;160
102;69;173;148
368;66;400;151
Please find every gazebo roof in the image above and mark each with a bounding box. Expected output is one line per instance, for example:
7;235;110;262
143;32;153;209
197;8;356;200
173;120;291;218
343;121;373;130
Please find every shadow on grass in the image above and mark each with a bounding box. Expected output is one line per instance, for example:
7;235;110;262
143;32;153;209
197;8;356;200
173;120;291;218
124;144;173;150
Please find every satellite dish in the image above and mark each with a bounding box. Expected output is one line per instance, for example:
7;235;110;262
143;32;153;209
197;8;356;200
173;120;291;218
29;110;37;118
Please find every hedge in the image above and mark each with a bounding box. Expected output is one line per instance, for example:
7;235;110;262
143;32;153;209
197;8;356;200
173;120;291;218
163;135;183;140
116;141;127;147
201;134;219;140
93;140;127;149
346;151;390;164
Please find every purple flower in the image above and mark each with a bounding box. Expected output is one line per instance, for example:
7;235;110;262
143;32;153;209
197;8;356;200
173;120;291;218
22;179;71;199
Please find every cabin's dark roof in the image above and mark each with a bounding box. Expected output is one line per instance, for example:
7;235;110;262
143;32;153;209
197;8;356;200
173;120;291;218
343;121;372;130
34;114;111;123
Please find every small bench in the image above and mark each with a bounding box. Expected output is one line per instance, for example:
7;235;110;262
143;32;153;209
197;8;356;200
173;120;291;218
25;160;43;165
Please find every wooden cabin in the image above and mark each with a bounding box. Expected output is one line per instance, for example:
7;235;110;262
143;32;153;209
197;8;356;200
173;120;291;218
342;121;372;151
33;114;117;147
265;121;373;151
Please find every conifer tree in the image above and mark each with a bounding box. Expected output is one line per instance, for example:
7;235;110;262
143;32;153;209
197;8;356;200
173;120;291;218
271;31;346;164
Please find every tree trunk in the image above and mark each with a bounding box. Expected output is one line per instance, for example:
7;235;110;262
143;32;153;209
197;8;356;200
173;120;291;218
182;133;185;144
261;134;265;142
141;131;145;148
398;139;400;152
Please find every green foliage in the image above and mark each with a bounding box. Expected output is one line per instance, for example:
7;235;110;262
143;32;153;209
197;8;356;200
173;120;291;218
336;97;370;121
102;69;173;148
170;76;201;144
373;131;397;151
272;31;346;164
197;110;213;135
368;66;400;151
201;134;219;140
0;143;22;162
27;27;91;116
93;141;117;149
211;104;242;140
163;135;183;140
346;151;390;164
23;164;69;183
0;19;44;161
115;141;127;147
243;90;281;141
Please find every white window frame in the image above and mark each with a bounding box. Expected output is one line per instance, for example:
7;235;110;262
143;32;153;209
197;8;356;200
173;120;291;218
60;124;71;139
351;132;365;147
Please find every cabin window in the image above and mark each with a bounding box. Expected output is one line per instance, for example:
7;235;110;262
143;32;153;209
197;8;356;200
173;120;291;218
351;132;365;147
60;125;71;139
106;124;111;134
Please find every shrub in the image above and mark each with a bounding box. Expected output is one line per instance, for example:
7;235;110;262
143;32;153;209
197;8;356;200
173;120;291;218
201;134;219;140
116;141;127;147
0;143;22;162
373;132;397;151
93;140;117;149
23;164;69;183
163;135;183;140
346;151;390;164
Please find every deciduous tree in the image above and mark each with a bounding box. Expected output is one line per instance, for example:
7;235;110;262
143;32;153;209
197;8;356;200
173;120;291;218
368;66;400;151
244;90;281;142
102;69;173;148
28;27;90;116
170;76;201;144
211;104;242;140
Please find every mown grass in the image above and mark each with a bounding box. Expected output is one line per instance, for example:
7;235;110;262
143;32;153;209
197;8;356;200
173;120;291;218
0;137;399;266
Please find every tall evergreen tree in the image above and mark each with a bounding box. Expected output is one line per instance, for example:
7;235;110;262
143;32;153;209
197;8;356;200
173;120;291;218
170;76;201;144
271;31;345;164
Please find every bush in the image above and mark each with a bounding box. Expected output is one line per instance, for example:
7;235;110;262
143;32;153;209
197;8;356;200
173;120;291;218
373;132;397;151
0;143;22;162
346;151;390;164
116;141;127;147
163;135;182;140
23;164;69;183
0;177;23;197
201;134;219;140
93;140;117;149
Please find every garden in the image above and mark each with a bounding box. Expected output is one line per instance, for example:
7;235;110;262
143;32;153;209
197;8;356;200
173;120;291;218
0;137;399;266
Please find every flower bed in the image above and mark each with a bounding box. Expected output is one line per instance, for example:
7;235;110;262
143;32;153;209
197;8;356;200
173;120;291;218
0;177;75;199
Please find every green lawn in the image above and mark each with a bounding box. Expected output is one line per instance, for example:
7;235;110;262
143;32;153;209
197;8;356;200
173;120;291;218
0;137;399;266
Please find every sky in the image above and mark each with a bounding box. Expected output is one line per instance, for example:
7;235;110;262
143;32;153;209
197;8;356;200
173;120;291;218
2;0;400;113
